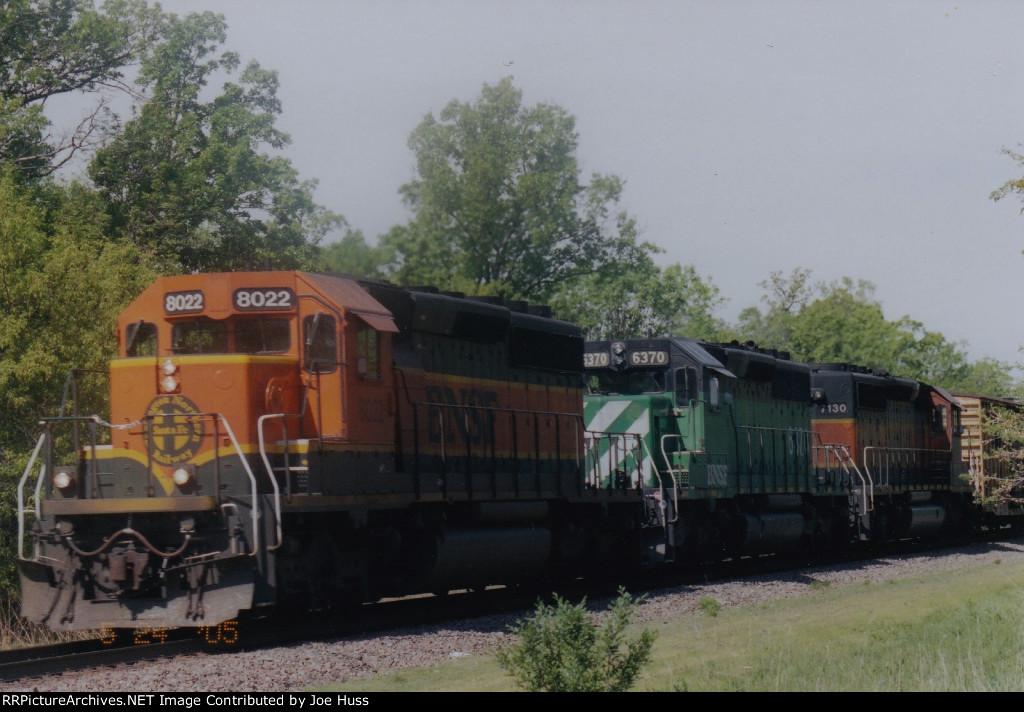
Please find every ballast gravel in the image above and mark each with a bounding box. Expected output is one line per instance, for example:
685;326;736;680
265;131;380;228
4;538;1024;692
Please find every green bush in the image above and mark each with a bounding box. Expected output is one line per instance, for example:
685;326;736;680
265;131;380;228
495;587;656;692
698;596;721;617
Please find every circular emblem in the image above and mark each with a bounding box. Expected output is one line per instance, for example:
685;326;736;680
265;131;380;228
145;395;205;465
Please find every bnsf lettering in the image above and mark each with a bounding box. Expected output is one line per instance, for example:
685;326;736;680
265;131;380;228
707;463;729;487
425;387;500;445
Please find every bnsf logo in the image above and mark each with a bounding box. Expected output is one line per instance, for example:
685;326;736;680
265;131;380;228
425;386;499;445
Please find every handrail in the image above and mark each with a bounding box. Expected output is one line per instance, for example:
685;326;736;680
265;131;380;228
198;413;263;558
16;432;47;558
19;411;271;561
582;429;654;493
735;425;815;473
658;434;681;523
815;443;871;514
861;445;954;488
257;413;303;552
416;399;583;467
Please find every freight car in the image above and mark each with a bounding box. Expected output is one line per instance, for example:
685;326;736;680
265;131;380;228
16;272;643;631
953;392;1024;524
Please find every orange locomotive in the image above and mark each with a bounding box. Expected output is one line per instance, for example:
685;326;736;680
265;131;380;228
809;363;971;540
17;272;641;631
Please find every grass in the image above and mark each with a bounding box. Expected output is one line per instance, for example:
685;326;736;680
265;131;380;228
319;556;1024;692
0;597;92;649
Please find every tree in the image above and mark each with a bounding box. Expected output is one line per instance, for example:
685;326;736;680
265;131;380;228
735;267;813;352
0;169;159;452
735;270;1019;392
551;259;726;341
318;226;394;278
950;357;1024;400
0;169;160;598
382;78;651;303
496;588;656;692
0;0;154;178
89;9;339;271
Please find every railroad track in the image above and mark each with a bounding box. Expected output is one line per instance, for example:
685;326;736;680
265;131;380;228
0;585;536;684
3;529;1017;685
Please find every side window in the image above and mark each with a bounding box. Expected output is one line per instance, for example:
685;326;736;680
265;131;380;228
708;375;720;410
357;326;379;379
126;321;158;357
303;314;337;373
674;367;696;406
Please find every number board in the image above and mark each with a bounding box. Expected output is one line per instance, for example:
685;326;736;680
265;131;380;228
233;288;295;311
583;352;610;368
628;350;668;366
164;291;204;314
817;403;850;415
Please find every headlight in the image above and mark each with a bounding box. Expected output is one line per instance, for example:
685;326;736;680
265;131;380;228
53;467;76;491
162;359;177;376
612;342;626;365
161;375;179;393
172;466;194;488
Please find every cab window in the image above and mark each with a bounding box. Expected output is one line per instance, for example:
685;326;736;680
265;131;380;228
235;318;290;354
125;321;158;357
172;319;228;354
708;376;720;409
303;314;337;373
586;369;665;395
674;367;697;406
932;405;949;435
357;325;379;379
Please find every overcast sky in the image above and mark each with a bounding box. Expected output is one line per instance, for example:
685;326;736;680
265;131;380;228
94;1;1024;368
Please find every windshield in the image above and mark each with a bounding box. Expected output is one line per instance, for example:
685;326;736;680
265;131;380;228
587;369;666;395
170;318;290;354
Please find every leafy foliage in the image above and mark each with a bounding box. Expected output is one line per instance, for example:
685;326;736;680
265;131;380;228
0;170;159;449
737;269;1020;394
0;0;153;177
552;260;727;341
971;402;1024;507
495;587;656;692
382;77;651;303
319;226;394;278
0;169;160;598
370;77;726;338
89;9;339;271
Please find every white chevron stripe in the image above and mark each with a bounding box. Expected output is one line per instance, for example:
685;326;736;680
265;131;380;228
626;411;653;487
586;401;655;487
624;410;650;436
586;400;632;433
